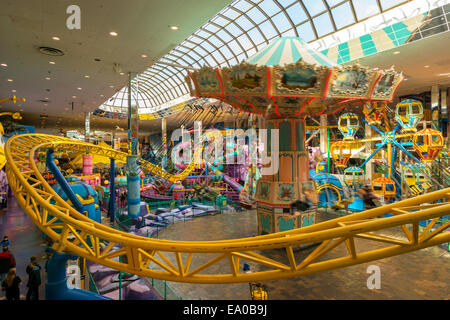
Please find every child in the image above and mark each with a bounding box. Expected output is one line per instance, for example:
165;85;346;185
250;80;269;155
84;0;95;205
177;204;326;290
0;236;10;248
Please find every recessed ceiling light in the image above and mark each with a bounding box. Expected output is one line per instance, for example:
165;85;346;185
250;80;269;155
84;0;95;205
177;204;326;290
77;87;82;90
438;73;450;76
424;65;430;68
7;79;13;82
109;85;114;88
169;26;179;30
109;31;118;36
141;54;147;58
119;72;124;75
49;61;55;64
100;94;104;97
72;96;77;98
1;63;7;67
84;75;90;78
12;90;16;92
45;77;51;80
52;36;60;41
393;51;400;55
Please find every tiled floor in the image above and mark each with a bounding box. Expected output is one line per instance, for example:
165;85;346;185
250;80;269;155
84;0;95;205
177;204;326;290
0;198;47;300
157;209;450;300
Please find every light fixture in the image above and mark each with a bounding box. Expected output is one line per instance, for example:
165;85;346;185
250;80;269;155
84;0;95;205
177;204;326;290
109;85;114;88
72;95;77;98
109;31;118;36
77;87;82;90
45;77;51;80
141;54;147;58
100;94;104;97
169;26;179;30
438;73;450;76
49;61;55;65
84;75;90;78
1;63;7;67
424;65;430;68
12;89;16;92
52;36;60;41
119;72;124;75
393;51;400;55
7;79;13;82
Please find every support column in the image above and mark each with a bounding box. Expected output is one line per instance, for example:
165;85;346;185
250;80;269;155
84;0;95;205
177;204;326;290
127;73;141;219
319;115;327;154
84;112;90;144
162;117;167;169
254;117;316;235
109;158;115;223
365;122;373;183
431;85;439;131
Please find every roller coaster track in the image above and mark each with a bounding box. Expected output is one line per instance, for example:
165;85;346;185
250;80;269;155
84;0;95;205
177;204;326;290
5;134;450;284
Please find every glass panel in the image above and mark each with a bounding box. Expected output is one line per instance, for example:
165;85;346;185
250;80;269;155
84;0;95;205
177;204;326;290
201;41;215;52
233;0;253;12
247;27;266;45
259;20;278;38
204;55;217;67
216;29;233;42
379;0;405;10
258;0;282;17
212;15;229;26
277;0;296;7
303;0;327;16
228;39;243;55
271;11;292;33
219;45;234;59
195;29;211;39
331;2;355;29
225;21;243;36
235;14;254;31
282;28;297;37
326;0;345;7
222;7;240;20
237;33;253;50
296;21;316;42
204;23;220;33
211;50;225;63
313;12;334;37
353;0;380;20
247;6;267;24
286;2;308;25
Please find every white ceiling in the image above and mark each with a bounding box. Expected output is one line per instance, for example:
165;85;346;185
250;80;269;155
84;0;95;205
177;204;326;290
0;0;231;129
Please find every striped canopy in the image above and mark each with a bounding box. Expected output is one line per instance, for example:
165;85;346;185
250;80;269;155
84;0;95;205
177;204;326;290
246;37;339;67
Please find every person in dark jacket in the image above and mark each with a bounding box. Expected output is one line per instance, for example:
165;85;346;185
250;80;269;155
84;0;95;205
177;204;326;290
25;256;41;300
0;236;10;248
1;267;21;300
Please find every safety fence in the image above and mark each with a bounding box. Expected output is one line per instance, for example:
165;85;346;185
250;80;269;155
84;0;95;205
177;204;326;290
147;278;183;300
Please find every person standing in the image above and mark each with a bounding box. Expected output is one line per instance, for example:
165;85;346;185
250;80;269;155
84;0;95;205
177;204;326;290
1;268;21;300
0;236;10;248
26;256;41;300
0;246;16;283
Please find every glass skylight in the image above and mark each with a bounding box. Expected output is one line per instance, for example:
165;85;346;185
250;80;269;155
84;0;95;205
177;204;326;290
99;0;413;115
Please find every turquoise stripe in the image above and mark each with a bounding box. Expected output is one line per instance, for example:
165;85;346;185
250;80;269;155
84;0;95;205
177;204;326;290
360;34;377;56
392;21;411;45
306;45;333;67
321;48;329;56
382;25;399;46
290;39;302;63
265;38;286;66
337;42;350;64
246;39;280;64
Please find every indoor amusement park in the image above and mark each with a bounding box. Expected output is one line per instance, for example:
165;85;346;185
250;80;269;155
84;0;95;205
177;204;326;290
0;0;449;305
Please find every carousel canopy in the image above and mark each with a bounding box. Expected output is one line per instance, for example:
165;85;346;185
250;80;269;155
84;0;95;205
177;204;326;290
246;37;339;68
188;36;404;119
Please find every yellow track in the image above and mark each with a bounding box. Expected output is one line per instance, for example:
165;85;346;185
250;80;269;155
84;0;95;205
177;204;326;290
5;134;450;283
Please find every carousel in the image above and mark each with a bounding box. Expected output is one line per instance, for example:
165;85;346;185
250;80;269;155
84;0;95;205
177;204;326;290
187;36;404;235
